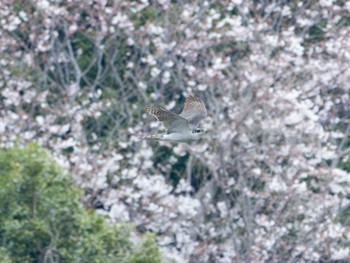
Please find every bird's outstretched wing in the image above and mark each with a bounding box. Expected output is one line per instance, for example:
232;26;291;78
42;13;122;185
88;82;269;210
145;106;190;133
180;95;207;129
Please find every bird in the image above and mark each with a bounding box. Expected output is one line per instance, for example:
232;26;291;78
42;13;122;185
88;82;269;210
142;95;208;142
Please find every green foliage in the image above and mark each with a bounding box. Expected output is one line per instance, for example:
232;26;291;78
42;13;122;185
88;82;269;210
130;6;159;28
0;247;12;263
300;176;321;193
73;33;99;84
0;144;162;263
170;153;189;187
339;157;350;173
335;15;350;28
307;18;328;41
337;205;350;226
250;177;266;192
128;233;162;263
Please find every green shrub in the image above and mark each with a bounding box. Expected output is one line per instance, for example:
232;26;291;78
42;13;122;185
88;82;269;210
0;144;162;263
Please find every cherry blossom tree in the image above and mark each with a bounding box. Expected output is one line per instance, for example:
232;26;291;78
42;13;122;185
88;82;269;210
1;0;350;262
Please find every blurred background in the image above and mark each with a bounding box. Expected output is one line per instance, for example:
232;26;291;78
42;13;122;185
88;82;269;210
1;0;350;262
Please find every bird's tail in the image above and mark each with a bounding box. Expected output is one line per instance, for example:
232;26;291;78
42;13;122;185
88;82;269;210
139;134;165;141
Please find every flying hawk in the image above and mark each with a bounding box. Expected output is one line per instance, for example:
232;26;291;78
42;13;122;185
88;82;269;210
142;95;208;142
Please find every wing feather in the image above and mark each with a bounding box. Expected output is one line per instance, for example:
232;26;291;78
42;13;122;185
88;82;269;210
180;95;207;129
145;106;190;133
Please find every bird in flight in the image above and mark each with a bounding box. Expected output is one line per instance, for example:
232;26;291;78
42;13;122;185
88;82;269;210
142;95;208;142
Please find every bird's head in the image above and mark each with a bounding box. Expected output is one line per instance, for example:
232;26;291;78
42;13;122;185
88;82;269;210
193;128;208;136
